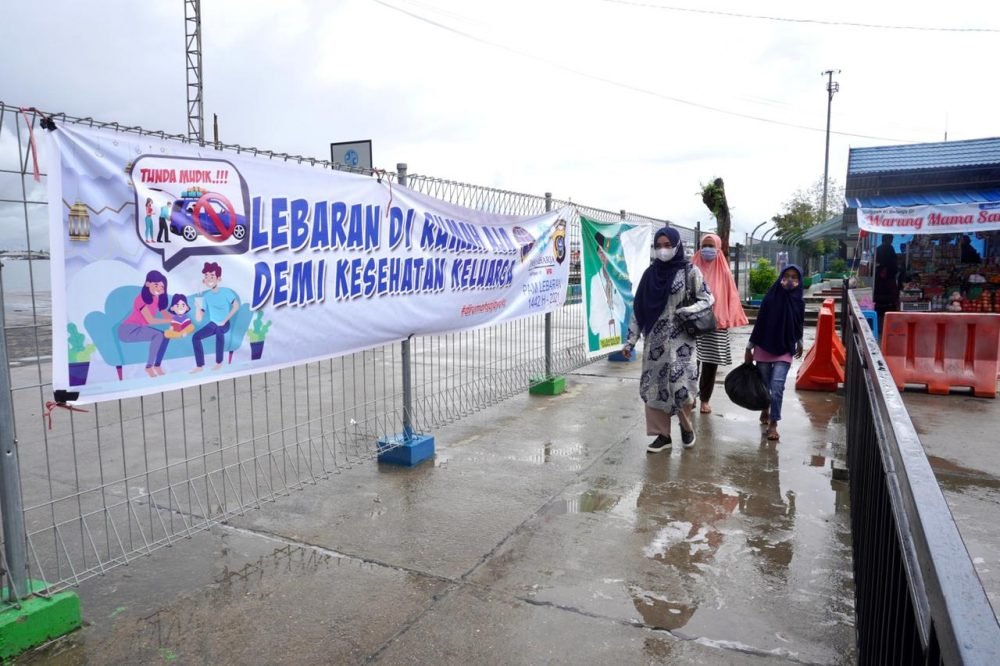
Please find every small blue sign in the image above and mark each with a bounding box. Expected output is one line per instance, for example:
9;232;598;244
344;149;359;167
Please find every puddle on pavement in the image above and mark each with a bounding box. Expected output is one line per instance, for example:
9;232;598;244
542;489;622;516
622;445;806;632
630;584;696;631
23;542;392;664
540;478;645;524
927;455;1000;491
435;440;590;469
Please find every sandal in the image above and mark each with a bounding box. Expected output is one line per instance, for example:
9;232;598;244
699;403;712;414
766;426;780;441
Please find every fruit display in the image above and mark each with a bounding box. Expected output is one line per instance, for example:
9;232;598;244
960;285;1000;313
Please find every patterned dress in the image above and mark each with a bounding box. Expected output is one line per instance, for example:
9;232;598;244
626;265;714;416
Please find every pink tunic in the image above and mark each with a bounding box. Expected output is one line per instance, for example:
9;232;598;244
752;346;793;364
123;295;161;326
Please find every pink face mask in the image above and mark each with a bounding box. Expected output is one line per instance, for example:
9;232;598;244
781;277;799;290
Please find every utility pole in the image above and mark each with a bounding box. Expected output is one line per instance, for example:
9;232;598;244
185;0;204;143
821;69;840;222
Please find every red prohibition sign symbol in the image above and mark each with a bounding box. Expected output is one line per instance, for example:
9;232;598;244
192;192;237;243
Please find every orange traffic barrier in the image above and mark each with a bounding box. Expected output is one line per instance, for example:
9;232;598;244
881;312;1000;399
820;298;846;366
796;309;844;391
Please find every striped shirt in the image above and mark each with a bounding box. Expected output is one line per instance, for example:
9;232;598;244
697;328;732;366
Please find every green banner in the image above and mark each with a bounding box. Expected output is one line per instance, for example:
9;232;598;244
580;216;650;357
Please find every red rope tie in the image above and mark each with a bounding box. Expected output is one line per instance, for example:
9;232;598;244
18;107;53;183
43;401;89;430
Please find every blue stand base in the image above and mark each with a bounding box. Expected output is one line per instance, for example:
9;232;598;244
607;351;635;363
377;433;435;467
860;309;879;339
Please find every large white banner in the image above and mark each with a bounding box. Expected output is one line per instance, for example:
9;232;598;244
858;202;1000;234
47;125;570;403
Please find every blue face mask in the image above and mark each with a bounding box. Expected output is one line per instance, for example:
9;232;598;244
700;247;718;261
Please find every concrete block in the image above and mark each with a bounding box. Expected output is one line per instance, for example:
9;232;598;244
0;580;81;659
529;376;566;396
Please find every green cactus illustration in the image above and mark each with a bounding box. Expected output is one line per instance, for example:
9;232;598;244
67;323;96;363
247;311;272;343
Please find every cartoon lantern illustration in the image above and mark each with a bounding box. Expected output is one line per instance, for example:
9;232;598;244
67;202;91;241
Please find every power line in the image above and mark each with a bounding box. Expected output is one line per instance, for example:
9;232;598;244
372;0;917;143
600;0;1000;33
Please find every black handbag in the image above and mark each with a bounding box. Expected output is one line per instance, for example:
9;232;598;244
677;265;717;337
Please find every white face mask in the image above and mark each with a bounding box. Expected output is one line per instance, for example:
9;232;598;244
654;247;676;262
700;247;718;261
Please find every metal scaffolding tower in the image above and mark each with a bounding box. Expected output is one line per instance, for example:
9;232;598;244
185;0;204;143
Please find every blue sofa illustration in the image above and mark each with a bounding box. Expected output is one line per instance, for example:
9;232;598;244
84;286;252;379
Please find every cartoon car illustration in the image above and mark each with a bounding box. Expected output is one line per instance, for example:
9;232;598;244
169;191;246;242
512;226;535;262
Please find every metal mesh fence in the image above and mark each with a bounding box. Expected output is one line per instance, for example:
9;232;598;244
0;102;689;596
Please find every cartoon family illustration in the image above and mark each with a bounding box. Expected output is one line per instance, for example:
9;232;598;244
117;261;242;378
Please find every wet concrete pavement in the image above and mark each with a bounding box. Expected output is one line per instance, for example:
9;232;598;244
902;392;1000;616
23;326;857;665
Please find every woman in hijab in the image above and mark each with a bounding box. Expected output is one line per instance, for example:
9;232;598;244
622;227;714;453
744;265;805;441
691;233;748;414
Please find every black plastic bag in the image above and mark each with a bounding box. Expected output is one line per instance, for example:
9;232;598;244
724;362;771;411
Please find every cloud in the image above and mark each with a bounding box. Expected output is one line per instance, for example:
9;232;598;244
2;0;999;239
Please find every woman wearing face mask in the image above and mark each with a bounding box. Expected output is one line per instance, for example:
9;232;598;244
691;234;748;414
744;265;805;441
622;227;714;453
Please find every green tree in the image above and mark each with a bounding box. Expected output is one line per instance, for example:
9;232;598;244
700;178;732;257
749;259;778;296
802;177;845;221
770;176;844;271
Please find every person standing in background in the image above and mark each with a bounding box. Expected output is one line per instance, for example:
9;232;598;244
691;233;748;414
873;234;899;333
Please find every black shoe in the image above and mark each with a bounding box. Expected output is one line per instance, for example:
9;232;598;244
681;428;696;449
646;435;672;453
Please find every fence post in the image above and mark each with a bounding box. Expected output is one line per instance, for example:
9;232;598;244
841;277;849;346
377;163;434;466
398;164;413;438
544;193;553;378
0;264;28;600
733;243;741;300
529;193;567;395
0;261;81;656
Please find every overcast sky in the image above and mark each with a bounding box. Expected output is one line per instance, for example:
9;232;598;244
2;0;999;240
